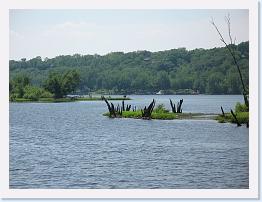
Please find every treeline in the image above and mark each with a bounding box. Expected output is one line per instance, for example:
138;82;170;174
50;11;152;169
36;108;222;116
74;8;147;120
9;70;80;100
10;41;249;94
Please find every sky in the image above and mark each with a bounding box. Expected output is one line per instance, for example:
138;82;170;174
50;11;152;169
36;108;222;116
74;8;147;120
9;9;248;60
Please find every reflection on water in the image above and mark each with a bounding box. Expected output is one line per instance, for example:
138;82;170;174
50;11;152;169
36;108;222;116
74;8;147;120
10;95;248;188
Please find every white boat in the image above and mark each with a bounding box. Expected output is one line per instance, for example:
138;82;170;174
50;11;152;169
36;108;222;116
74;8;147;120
156;90;163;95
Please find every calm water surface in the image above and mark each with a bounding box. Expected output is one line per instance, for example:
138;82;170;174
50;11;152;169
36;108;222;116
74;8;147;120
10;95;248;188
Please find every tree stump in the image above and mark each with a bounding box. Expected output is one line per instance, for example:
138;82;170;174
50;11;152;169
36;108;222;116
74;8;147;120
141;99;155;119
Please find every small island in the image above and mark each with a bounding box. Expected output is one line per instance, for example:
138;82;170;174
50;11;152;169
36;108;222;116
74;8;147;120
103;98;249;127
104;110;217;120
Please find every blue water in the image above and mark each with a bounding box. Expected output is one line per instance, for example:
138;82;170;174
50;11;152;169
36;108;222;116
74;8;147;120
9;95;248;189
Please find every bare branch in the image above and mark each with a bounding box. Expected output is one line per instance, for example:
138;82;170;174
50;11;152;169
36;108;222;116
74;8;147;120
225;14;233;45
210;18;228;46
211;15;249;108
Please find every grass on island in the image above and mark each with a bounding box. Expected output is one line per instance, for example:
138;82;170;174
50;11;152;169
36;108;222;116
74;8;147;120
12;96;131;103
103;103;215;120
103;102;249;124
215;103;249;124
103;110;211;120
104;109;248;123
215;112;249;124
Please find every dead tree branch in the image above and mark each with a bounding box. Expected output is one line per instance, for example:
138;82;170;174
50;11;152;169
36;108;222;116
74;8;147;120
211;16;249;109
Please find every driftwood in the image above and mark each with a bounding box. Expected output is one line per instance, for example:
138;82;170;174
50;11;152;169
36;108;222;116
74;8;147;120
110;103;117;117
103;97;113;116
177;99;183;113
122;100;125;112
221;106;225;117
126;104;131;111
141;99;155;119
170;99;183;113
170;99;176;113
230;110;241;127
121;100;131;111
104;97;134;117
103;97;119;118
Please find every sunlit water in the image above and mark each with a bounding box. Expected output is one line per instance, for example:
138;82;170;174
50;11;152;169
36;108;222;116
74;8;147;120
9;95;248;189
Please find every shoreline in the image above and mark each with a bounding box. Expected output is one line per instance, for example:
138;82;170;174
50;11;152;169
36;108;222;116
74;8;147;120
10;96;131;103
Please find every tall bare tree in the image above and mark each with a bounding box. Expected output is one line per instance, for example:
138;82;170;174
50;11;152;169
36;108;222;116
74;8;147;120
211;14;249;109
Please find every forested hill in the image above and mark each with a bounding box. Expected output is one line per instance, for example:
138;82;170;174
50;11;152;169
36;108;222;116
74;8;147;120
9;41;249;95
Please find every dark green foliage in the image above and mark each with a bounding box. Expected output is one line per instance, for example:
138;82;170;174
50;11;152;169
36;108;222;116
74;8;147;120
10;42;249;94
9;75;33;101
9;74;54;101
44;72;63;98
10;70;80;101
44;70;80;98
9;74;30;98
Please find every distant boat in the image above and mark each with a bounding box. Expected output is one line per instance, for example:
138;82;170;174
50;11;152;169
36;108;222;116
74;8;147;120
156;90;163;95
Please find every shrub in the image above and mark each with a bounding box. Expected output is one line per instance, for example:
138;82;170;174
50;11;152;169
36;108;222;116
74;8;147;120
154;104;169;113
235;102;248;113
23;85;42;101
9;93;17;101
23;85;53;101
232;112;249;124
215;112;248;124
40;90;53;98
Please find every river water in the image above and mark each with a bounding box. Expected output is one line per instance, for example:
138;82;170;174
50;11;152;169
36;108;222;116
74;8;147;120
9;95;248;189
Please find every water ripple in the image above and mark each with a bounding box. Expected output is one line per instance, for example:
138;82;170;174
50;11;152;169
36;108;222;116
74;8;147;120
10;95;248;189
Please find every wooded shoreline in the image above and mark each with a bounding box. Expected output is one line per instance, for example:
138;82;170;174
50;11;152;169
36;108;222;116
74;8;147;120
10;96;131;103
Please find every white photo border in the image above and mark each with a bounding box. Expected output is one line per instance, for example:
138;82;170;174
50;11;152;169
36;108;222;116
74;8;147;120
0;0;258;199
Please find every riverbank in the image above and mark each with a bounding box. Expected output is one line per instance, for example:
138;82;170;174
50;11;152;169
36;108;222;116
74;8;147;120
11;96;131;103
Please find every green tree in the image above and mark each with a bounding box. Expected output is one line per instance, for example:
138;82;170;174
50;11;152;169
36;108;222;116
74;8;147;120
10;75;30;98
9;41;249;95
23;85;53;101
44;72;63;98
44;70;80;98
156;71;170;90
61;70;81;94
206;73;224;94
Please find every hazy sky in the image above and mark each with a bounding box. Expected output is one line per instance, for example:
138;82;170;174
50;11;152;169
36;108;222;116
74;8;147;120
10;9;248;60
